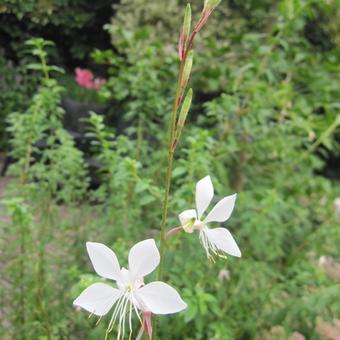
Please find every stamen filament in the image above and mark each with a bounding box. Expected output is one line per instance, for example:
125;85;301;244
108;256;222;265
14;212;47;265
128;297;133;340
199;228;224;261
96;316;102;326
106;294;126;339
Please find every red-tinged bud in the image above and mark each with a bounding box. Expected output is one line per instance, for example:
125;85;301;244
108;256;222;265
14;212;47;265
178;4;191;60
192;0;221;36
194;9;212;33
178;32;184;61
203;0;221;11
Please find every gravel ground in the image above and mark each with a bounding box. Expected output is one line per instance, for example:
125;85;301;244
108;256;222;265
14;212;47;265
0;176;10;198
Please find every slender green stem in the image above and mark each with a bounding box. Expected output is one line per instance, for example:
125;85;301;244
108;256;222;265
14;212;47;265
156;9;202;279
153;42;188;340
136;113;144;160
39;54;50;81
309;115;340;152
157;58;186;280
157;150;175;278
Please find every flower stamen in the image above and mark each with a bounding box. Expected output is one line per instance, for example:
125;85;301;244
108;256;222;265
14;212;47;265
95;316;102;326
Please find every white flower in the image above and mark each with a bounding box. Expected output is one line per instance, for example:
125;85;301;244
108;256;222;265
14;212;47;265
178;175;241;259
73;239;187;339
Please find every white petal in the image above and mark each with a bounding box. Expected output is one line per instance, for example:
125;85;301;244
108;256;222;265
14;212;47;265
137;281;187;314
86;242;121;281
178;209;197;225
196;176;214;219
205;227;241;257
73;283;122;316
117;267;132;286
204;193;237;223
128;239;160;280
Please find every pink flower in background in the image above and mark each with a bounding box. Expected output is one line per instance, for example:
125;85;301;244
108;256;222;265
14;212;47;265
75;68;93;88
75;67;106;90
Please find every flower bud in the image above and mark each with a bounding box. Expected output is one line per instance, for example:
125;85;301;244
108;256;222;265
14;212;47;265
178;4;191;60
203;0;221;11
177;88;193;129
183;4;191;42
174;88;193;149
181;50;193;90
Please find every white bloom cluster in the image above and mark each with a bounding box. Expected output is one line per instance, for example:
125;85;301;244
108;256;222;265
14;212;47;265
74;239;186;339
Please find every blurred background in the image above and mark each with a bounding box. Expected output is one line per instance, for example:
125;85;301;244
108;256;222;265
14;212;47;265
0;0;339;339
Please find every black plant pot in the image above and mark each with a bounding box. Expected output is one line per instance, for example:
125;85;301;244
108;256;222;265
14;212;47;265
61;97;109;190
62;97;107;135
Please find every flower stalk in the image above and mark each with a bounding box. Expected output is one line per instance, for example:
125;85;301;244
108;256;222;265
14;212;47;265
157;0;221;280
157;33;191;282
165;226;183;239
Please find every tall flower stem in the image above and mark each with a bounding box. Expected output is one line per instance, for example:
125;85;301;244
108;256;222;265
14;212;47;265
157;58;186;280
154;3;219;338
153;50;188;340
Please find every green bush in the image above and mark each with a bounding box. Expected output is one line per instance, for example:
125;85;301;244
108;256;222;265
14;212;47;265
0;50;39;148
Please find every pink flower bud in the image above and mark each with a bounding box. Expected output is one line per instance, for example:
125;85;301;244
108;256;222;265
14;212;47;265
75;68;94;88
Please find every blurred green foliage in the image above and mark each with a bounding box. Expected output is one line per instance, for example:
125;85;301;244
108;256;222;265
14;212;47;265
0;0;112;62
0;0;340;339
0;50;39;148
0;0;113;147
